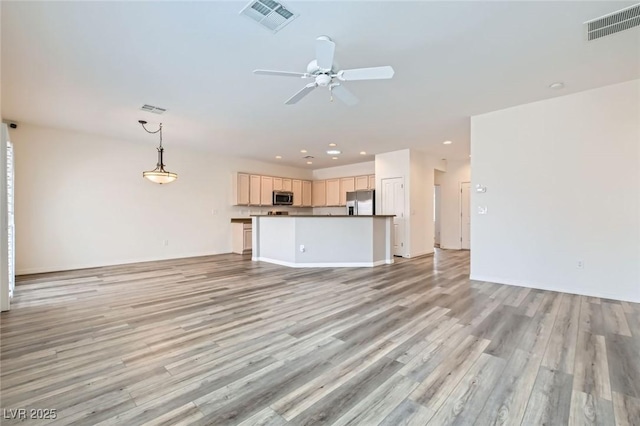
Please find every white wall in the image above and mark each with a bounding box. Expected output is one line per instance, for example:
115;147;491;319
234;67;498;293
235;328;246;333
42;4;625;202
376;149;410;256
471;79;640;303
375;149;440;258
311;161;374;180
435;160;471;250
12;123;312;274
409;150;436;257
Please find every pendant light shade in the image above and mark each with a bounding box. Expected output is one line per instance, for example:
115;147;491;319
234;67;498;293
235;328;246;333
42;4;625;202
139;120;177;184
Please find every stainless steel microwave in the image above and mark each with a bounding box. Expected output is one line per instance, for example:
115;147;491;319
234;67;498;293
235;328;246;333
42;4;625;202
273;191;293;205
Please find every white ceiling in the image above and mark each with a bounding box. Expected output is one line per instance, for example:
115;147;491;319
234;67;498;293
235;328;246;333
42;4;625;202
2;1;639;168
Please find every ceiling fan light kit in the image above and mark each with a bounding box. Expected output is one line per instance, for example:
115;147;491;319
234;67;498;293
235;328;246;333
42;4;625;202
254;35;394;105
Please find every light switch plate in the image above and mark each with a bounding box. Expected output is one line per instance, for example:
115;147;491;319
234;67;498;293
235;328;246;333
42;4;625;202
476;184;487;193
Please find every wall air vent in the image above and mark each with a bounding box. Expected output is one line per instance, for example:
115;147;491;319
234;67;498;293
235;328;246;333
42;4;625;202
584;3;640;41
239;0;298;33
140;104;167;114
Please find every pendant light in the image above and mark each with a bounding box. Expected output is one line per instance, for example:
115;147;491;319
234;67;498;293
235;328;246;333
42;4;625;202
139;120;177;184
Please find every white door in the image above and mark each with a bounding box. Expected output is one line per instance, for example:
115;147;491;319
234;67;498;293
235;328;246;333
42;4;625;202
381;177;405;256
434;185;441;247
461;182;470;250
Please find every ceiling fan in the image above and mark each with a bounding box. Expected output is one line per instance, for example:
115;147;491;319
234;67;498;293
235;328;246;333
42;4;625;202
254;35;394;106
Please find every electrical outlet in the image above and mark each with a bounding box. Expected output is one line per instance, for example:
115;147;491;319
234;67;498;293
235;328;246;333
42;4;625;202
477;206;488;215
163;240;169;247
211;209;218;215
577;260;584;269
299;245;305;253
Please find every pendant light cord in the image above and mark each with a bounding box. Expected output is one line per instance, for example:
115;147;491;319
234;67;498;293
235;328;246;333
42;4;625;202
138;121;163;148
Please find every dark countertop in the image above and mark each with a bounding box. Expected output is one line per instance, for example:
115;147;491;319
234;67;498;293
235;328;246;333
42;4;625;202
230;218;252;223
251;215;395;218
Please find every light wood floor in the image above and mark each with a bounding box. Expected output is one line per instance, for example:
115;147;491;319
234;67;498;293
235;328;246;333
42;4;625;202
1;250;639;425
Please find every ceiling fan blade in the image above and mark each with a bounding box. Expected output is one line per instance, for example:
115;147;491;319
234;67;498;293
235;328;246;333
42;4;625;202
331;84;359;106
315;36;335;71
254;70;309;78
285;83;317;105
338;66;395;81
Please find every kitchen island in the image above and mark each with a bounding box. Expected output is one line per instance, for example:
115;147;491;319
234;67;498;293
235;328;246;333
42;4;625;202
251;215;394;267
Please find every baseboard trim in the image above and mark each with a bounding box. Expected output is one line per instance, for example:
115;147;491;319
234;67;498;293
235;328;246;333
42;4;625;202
16;251;227;276
470;274;640;304
252;257;393;268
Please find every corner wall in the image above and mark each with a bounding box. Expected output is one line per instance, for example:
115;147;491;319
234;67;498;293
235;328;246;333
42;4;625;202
11;123;313;274
471;79;640;302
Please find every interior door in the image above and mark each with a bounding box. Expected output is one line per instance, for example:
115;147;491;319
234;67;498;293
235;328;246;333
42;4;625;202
461;182;470;249
381;177;405;257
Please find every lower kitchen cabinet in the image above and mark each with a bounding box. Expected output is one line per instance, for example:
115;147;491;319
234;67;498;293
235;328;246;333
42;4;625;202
232;221;252;254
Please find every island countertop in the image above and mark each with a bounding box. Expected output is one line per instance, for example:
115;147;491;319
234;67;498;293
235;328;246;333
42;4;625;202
250;215;395;218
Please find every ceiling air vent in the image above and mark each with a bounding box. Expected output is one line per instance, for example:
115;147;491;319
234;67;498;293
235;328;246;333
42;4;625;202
240;0;298;33
584;3;640;41
140;104;167;114
303;155;314;159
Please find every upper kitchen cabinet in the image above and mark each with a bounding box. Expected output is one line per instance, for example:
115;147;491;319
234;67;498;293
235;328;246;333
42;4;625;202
339;177;355;206
302;180;312;207
273;177;283;191
355;175;369;191
234;173;250;205
260;176;273;206
292;180;302;207
312;180;326;207
326;179;340;206
282;178;292;192
249;175;261;206
368;175;375;190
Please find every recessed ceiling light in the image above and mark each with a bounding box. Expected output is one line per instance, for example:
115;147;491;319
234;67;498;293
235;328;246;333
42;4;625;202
275;155;282;159
332;157;338;160
443;140;452;145
328;143;337;147
326;149;341;155
306;161;313;164
300;149;307;153
360;151;366;155
549;82;564;89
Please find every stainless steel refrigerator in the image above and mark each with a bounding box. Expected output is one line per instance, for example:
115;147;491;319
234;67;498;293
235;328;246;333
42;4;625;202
346;190;375;215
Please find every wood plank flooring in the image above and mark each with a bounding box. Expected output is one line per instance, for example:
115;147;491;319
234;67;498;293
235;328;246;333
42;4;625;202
1;250;638;425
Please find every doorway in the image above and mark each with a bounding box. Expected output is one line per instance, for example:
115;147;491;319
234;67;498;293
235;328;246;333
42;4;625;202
461;181;470;250
381;177;406;257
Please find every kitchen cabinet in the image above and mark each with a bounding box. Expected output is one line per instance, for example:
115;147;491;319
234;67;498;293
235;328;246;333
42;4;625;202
260;176;273;206
249;175;261;205
282;178;292;192
273;177;283;191
292;180;302;207
232;221;252;254
235;173;250;205
326;179;340;206
312;180;325;206
355;175;369;190
368;175;375;190
302;180;312;207
339;177;355;206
